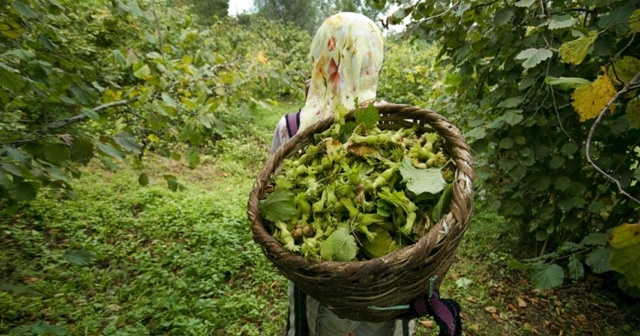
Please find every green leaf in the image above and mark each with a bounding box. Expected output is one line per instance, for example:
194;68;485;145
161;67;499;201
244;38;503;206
112;49;126;66
6;148;29;164
44;144;71;164
161;93;177;108
63;249;97;266
545;77;591;90
45;167;70;183
533;176;550;191
548;14;578;30
399;160;446;195
144;30;157;44
13;1;39;19
0;63;26;91
96;142;125;160
559;31;598;65
29;321;67;336
514;0;535;7
320;227;358;262
0;172;12;188
585;247;612;274
609;223;640;287
630;10;640;33
583;0;612;6
498;157;517;171
581;233;609;246
354;104;380;130
501;110;524;126
1;162;23;177
133;64;151;79
499;138;514;149
70;137;94;164
0;282;38;295
431;183;453;222
549;156;564;169
113;132;142;155
3;49;35;61
99;157;120;171
464;127;486;140
498;96;524;108
561;142;579;156
138;173;149;186
338;122;357;143
531;263;564;290
494;8;514;26
163;174;179;191
81;107;100;120
557;197;574;211
186;148;200;168
258;189;296;222
9;182;37;201
69;84;95;105
515;48;553;69
554;176;571;191
598;2;635;29
518;78;537;90
568;255;585;281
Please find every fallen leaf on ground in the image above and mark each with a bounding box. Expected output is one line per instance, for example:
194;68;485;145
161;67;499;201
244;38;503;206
517;297;527;307
485;306;497;313
107;304;121;312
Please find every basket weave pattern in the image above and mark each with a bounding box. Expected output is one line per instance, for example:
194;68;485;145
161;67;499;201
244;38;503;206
248;104;474;322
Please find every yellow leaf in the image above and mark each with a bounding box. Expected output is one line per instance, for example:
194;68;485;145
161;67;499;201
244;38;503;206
0;21;21;39
627;97;640;129
147;134;160;143
609;223;640;287
257;51;268;64
559;31;598;65
606;56;640;85
630;9;640;33
572;75;617;122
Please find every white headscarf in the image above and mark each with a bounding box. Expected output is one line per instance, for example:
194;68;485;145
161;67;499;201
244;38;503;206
298;12;384;131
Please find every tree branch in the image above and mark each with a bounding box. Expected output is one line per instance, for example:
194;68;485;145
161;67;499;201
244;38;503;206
585;71;640;206
406;1;461;36
3;97;139;146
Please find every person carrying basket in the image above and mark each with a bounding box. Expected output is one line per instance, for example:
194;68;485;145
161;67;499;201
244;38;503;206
269;12;465;336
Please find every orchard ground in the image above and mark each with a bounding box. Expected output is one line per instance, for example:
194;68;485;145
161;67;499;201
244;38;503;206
1;103;639;335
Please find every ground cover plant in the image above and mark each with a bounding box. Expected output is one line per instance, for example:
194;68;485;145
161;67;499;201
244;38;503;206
2;102;639;335
2;0;640;334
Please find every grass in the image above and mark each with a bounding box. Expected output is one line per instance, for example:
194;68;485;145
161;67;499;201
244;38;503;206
1;101;639;335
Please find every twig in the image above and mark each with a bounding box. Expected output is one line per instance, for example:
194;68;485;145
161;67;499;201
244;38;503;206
585;71;640;206
614;32;637;60
539;0;549;19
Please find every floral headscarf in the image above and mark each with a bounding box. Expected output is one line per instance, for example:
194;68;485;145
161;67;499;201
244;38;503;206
298;12;384;131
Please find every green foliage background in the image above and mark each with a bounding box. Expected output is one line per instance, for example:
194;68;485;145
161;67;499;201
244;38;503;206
374;0;640;290
1;0;640;333
0;0;309;206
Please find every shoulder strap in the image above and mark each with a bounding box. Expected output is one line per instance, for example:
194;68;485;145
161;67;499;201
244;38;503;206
294;285;309;335
285;111;301;138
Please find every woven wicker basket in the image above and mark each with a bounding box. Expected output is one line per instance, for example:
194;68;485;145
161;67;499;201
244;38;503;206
247;103;474;322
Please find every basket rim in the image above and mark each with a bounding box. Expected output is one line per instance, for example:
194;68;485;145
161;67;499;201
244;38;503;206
248;103;474;270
